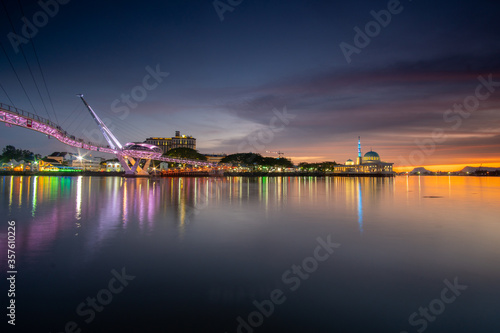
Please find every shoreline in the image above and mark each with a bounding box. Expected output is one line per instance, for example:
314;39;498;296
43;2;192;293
0;171;124;177
0;171;394;177
1;171;498;178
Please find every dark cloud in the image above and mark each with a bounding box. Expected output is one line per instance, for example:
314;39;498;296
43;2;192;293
0;0;499;167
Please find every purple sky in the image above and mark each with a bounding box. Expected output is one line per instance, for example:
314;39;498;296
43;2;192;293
1;0;499;167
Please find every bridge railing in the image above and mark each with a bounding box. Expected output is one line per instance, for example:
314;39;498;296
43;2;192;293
1;102;217;166
0;102;63;131
0;102;112;150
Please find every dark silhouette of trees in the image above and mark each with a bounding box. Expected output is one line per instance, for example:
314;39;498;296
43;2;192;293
1;145;41;162
163;148;207;161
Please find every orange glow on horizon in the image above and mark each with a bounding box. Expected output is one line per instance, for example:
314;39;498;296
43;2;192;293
289;155;500;172
394;162;500;173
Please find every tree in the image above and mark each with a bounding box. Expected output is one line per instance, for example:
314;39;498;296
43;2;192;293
261;157;294;168
298;161;338;171
163;148;207;161
1;145;17;160
298;162;309;170
221;153;293;169
1;145;40;162
220;153;264;166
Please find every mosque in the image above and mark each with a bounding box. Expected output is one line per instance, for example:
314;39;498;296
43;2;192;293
332;137;394;175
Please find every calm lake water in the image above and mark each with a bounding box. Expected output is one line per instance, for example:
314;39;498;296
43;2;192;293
1;175;500;333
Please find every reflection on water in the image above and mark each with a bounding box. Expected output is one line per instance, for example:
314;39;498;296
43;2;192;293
357;181;363;233
1;175;500;332
3;175;500;263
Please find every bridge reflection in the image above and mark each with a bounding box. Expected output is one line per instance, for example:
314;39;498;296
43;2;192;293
0;176;395;264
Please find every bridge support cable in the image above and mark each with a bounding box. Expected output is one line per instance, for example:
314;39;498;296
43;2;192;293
65;105;88;133
103;116;152;144
0;82;16;107
15;0;59;125
0;0;52;121
0;42;38;115
0;101;217;176
60;99;82;127
78;95;123;150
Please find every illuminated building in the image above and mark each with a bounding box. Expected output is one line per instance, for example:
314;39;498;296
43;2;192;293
332;137;394;174
106;162;123;172
72;156;105;171
145;130;196;154
47;152;73;164
204;154;226;164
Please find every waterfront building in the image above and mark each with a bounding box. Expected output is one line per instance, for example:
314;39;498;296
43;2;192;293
39;158;64;171
204;154;226;164
47;152;73;164
106;161;123;172
72;156;104;171
332;137;394;174
43;152;105;171
145;130;196;154
1;159;35;171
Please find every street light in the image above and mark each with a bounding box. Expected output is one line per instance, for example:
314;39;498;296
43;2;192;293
76;155;85;171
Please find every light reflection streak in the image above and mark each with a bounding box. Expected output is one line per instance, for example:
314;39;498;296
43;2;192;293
239;176;242;204
4;175;500;266
87;176;92;212
277;177;282;203
418;175;421;201
258;177;262;202
357;180;363;234
263;177;269;212
138;182;144;225
75;176;82;220
297;176;301;204
122;180;128;223
9;176;13;211
194;177;198;205
449;175;452;197
406;174;409;203
148;180;156;225
178;178;186;238
32;176;37;216
18;177;23;207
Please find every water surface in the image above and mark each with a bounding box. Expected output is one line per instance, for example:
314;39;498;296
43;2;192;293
1;175;499;332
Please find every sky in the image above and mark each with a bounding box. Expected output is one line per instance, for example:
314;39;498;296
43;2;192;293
1;0;499;171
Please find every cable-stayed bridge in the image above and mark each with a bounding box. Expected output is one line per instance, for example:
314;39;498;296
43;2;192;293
0;98;215;176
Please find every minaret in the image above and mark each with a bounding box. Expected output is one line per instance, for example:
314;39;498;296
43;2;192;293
356;136;362;165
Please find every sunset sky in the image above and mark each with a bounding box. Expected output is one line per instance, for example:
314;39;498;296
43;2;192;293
1;0;499;171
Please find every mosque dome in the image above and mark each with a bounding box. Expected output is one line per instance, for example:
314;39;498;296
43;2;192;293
363;150;380;162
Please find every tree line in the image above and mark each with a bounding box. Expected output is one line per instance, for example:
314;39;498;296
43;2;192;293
0;145;41;163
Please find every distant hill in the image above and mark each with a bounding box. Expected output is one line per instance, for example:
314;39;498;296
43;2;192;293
461;166;500;173
409;167;431;174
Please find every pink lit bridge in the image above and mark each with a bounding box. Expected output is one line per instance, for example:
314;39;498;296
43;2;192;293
0;97;216;176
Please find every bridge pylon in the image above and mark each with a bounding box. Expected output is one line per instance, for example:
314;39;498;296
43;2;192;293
0;99;216;175
79;95;160;177
119;155;150;176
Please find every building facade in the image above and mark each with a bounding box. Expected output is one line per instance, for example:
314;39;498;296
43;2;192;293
145;131;196;154
71;156;104;171
332;137;394;174
204;154;226;164
46;152;73;164
46;152;104;171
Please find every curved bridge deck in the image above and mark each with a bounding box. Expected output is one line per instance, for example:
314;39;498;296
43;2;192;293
0;103;214;167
